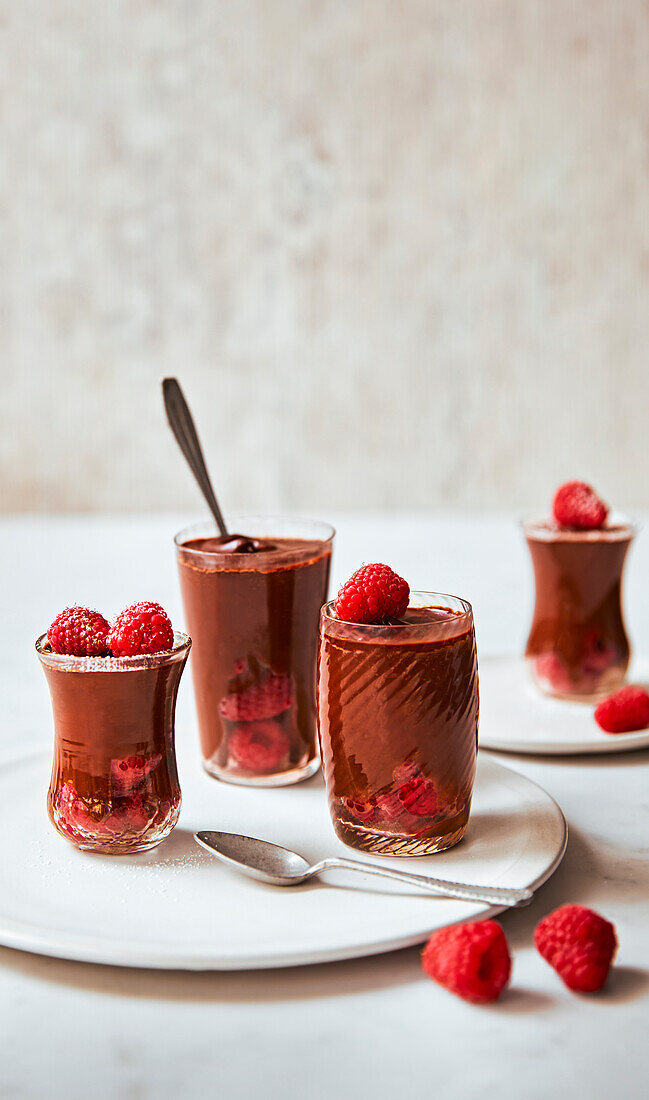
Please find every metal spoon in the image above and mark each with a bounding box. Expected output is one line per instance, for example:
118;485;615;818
194;831;533;907
162;377;229;537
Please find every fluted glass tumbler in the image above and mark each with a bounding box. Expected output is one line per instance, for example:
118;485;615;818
523;517;636;700
37;632;190;854
317;592;479;856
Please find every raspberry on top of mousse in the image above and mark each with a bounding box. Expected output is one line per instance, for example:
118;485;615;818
108;601;174;657
552;480;609;531
46;602;175;657
47;607;110;657
334;564;410;624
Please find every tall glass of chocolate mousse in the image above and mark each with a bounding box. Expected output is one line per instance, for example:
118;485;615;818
176;516;334;786
524;481;636;701
318;588;479;857
37;629;190;855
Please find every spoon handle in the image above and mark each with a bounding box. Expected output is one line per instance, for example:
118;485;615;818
313;857;533;908
162;377;228;537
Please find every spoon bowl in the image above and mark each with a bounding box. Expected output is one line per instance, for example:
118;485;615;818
195;831;313;885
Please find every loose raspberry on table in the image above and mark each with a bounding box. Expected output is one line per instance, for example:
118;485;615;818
334;564;410;624
422;920;511;1003
534;905;617;993
110;753;163;796
552;481;609;530
228;720;290;772
108;601;174;657
594;685;649;734
47;607;110;657
219;672;293;722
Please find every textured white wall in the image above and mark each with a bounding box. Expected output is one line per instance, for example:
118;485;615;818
2;1;648;514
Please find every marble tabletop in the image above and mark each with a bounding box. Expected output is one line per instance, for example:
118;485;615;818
1;513;648;1100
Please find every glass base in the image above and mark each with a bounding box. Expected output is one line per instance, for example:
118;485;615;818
72;836;168;855
201;755;321;788
333;820;468;856
527;655;627;703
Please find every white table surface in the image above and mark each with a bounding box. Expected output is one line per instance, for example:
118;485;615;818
2;512;648;1100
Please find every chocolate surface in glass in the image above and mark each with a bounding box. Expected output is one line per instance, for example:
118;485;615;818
176;519;333;786
524;520;634;699
37;634;189;854
317;596;479;856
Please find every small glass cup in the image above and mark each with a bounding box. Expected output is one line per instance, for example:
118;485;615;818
317;592;479;856
37;632;191;854
176;515;334;786
523;515;636;700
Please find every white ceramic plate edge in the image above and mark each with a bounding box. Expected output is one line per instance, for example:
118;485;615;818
0;749;567;970
479;655;649;756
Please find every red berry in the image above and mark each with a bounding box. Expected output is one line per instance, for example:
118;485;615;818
342;796;378;822
398;773;440;817
422;920;511;1003
334;564;410;624
534;653;572;694
552;481;609;530
228;720;290;772
108;601;174;657
56;782;153;840
219;672;293;722
534;905;617;993
110;753;162;796
47;607;110;657
594;685;649;734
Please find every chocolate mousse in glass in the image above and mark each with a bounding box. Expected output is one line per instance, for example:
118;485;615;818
37;633;190;854
176;515;334;786
317;592;479;856
524;516;636;700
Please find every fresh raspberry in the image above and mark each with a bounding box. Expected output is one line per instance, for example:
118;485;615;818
534;905;617;992
398;773;440;817
334;564;410;624
342;796;378;822
108;601;174;657
422;920;511;1003
47;607;110;657
219;672;292;722
552;481;609;530
534;653;572;694
228;720;290;772
594;685;649;734
56;784;152;839
110;753;162;796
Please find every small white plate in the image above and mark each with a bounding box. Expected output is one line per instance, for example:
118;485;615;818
480;656;649;755
0;745;565;970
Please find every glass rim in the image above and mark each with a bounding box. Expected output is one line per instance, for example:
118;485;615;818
321;590;473;630
35;630;191;671
521;511;640;541
174;515;335;560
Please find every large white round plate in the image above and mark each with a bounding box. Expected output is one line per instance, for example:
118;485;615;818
0;746;566;970
480;655;649;755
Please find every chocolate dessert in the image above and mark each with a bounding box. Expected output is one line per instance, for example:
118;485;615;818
176;520;333;785
317;596;479;856
524;520;634;699
38;633;190;854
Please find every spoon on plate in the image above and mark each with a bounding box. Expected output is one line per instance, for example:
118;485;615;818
194;831;533;907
